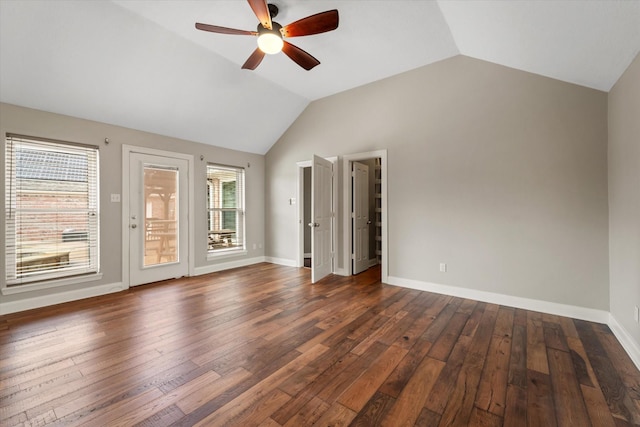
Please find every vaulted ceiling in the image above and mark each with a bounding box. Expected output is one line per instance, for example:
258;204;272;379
1;1;638;154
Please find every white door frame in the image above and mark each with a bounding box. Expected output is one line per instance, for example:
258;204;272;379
122;145;195;288
343;150;388;282
296;157;337;270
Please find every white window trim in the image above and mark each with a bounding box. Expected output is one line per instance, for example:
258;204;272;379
207;248;248;261
1;272;103;295
206;164;246;256
3;134;101;291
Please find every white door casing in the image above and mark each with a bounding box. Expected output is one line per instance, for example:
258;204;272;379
352;161;369;275
128;152;189;286
311;155;333;283
343;150;388;282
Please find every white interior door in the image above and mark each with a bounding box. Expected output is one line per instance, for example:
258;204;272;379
311;155;333;283
129;152;189;286
352;161;370;274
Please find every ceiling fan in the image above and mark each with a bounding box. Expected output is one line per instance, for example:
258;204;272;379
195;0;339;71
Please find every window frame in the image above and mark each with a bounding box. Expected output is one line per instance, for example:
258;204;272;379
206;163;246;258
3;134;101;291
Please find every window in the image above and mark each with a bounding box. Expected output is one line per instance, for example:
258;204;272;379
206;164;244;254
5;135;100;286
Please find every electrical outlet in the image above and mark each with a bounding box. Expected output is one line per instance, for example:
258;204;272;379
253;243;257;250
634;306;639;323
110;194;120;203
439;263;447;273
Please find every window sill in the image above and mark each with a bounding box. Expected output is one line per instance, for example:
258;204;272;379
207;249;248;262
2;273;103;295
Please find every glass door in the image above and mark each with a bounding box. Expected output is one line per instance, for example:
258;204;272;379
129;152;188;286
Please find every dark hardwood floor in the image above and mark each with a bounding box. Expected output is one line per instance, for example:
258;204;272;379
1;263;639;426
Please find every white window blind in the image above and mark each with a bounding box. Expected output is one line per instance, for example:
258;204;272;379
5;135;100;285
206;164;245;253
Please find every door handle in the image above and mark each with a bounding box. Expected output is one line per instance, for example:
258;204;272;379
308;222;319;228
367;220;372;225
131;224;137;229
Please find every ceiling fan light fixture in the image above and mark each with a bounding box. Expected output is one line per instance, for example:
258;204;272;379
257;22;283;54
196;2;338;70
257;32;283;54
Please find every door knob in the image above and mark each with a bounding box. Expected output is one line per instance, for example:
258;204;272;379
367;220;372;224
131;224;137;229
308;222;319;228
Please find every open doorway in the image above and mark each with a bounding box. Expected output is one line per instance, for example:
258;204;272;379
352;158;381;274
344;150;388;282
296;157;338;283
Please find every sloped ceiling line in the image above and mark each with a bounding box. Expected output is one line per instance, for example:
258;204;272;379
1;1;638;154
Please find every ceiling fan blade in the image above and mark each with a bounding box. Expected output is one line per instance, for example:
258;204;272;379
195;23;257;36
281;10;339;38
242;48;266;70
282;41;320;70
247;0;272;30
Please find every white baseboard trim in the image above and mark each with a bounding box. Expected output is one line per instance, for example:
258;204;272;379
386;276;610;324
194;256;267;276
264;257;297;267
0;282;125;316
334;268;348;276
386;275;640;370
608;314;640;370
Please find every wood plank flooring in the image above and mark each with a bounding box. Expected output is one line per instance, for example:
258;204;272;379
1;263;639;426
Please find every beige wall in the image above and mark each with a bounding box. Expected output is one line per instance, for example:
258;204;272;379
1;54;617;316
265;55;610;310
608;53;640;345
0;103;265;308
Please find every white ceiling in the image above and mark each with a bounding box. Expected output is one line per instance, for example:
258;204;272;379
1;1;638;154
